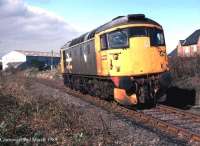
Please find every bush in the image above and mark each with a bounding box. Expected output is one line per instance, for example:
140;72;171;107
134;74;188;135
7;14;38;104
169;56;200;80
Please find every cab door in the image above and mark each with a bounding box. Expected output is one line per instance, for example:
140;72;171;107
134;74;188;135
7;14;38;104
95;34;109;76
95;28;128;76
100;34;109;76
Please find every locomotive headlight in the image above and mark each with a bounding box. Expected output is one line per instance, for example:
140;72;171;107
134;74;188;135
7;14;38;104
113;54;119;60
116;66;120;72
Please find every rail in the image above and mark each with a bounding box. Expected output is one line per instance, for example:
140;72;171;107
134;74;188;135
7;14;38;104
36;78;200;144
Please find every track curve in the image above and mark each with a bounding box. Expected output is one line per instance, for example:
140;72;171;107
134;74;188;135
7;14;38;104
35;77;200;144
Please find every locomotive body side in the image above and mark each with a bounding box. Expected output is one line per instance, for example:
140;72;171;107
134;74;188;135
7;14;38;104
62;39;97;75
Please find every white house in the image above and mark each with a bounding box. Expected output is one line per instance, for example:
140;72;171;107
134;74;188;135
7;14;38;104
2;50;60;70
2;51;26;70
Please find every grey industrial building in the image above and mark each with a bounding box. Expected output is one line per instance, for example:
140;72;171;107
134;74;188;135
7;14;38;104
2;50;60;70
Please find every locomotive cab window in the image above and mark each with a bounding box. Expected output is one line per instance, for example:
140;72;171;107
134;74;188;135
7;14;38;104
108;29;128;48
149;28;165;46
129;27;147;37
100;34;108;50
128;27;165;46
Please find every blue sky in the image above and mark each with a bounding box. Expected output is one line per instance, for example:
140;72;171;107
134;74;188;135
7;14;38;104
0;0;199;56
25;0;200;53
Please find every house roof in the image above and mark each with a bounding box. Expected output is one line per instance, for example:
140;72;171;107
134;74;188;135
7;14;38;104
168;48;177;57
179;40;185;45
15;50;60;57
182;29;200;46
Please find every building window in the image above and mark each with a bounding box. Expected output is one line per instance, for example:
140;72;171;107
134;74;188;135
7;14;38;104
193;46;197;52
185;47;190;56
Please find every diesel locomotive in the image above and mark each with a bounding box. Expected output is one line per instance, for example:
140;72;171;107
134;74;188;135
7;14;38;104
60;14;169;106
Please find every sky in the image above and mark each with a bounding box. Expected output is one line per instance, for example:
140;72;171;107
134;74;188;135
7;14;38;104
0;0;200;57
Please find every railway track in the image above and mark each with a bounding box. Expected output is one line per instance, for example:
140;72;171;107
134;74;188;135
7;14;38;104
140;105;200;143
36;78;200;144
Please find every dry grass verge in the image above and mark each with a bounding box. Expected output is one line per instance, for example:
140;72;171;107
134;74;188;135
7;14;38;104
0;73;118;146
169;56;200;81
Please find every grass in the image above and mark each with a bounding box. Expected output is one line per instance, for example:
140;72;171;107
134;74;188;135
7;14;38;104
0;72;118;146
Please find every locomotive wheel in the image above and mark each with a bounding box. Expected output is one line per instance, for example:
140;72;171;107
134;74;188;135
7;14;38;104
138;85;156;107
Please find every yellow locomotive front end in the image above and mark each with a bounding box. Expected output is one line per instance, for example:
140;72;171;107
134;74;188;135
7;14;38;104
96;24;168;76
96;23;169;106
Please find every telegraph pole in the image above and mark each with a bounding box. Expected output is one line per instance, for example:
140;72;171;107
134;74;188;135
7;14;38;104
51;50;53;70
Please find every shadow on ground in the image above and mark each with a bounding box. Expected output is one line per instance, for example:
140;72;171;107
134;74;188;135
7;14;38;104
162;86;196;109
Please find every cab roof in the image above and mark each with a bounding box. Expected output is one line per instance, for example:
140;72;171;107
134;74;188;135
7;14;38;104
64;14;162;48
